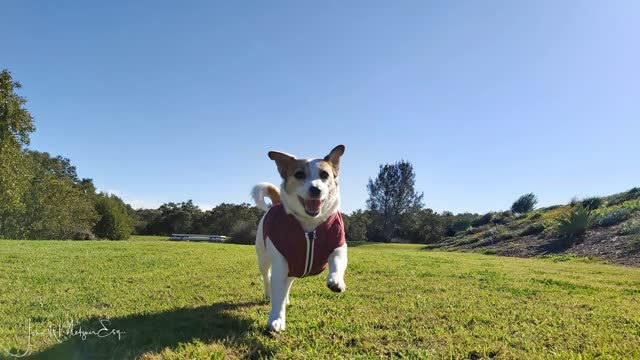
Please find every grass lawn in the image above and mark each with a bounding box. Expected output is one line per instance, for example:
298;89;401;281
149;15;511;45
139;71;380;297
1;239;639;359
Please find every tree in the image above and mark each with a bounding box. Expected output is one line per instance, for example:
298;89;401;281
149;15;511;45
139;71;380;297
141;201;203;235
20;153;98;239
0;70;36;238
0;70;101;240
511;193;538;214
412;208;445;244
343;210;371;242
134;202;262;236
198;203;261;235
133;208;162;234
0;69;35;147
94;193;134;240
228;220;257;244
366;160;424;241
442;212;477;237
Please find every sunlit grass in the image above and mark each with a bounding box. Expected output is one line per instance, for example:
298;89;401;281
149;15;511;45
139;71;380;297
0;239;639;359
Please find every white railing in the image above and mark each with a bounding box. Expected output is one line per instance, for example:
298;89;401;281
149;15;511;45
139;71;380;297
169;234;228;242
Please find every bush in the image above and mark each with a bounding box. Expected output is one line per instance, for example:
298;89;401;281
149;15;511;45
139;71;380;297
511;193;538;214
491;212;511;225
596;208;631;227
93;194;133;240
606;187;640;206
228;220;257;245
520;223;545;236
344;210;371;242
445;218;473;237
620;199;640;213
495;232;514;242
72;230;96;240
480;228;513;242
620;219;640;236
557;205;591;238
581;197;603;211
471;213;493;228
530;212;543;220
500;210;514;218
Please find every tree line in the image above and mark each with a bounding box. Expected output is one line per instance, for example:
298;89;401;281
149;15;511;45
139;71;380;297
0;70;133;240
1;69;532;243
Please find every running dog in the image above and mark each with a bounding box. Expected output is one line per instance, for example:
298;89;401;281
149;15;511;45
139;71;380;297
251;145;347;332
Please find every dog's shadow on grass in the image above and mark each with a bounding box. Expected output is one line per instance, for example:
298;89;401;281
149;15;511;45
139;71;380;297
15;301;273;360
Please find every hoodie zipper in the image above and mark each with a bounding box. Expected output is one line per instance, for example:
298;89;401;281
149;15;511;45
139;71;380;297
303;231;316;277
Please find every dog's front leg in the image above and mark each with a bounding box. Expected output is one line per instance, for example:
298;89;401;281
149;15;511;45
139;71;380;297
327;243;348;292
266;240;294;332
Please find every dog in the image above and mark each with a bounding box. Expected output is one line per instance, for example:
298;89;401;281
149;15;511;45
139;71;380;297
251;145;348;332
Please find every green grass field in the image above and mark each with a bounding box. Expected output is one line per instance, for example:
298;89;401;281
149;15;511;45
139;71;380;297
1;239;639;359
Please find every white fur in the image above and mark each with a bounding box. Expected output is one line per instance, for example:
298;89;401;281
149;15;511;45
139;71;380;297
251;182;275;211
253;158;348;332
280;159;341;232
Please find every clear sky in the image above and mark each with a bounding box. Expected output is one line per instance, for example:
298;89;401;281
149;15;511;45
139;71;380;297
3;1;639;214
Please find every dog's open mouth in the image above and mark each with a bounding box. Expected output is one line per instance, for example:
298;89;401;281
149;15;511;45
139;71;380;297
298;196;322;217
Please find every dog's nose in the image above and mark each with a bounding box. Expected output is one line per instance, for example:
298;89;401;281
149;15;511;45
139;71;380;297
309;186;321;198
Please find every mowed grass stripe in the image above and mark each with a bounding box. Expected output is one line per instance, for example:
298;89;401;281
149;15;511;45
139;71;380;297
0;240;639;359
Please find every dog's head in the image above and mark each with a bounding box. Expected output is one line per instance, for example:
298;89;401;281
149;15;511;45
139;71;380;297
268;145;345;219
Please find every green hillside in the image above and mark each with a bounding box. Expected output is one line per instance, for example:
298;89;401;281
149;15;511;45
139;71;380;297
430;187;640;266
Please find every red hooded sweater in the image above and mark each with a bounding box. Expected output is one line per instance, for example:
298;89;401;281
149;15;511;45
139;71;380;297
263;204;345;278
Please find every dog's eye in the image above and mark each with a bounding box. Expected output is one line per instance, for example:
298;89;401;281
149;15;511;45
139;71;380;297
294;171;305;179
320;171;329;180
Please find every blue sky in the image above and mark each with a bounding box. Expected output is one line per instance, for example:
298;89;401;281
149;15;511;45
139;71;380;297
3;1;639;214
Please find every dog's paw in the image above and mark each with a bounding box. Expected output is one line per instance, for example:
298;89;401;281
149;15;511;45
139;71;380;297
267;318;286;332
327;275;346;293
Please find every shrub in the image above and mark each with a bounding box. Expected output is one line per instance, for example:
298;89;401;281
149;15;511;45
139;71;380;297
228;220;257;245
606;187;640;206
540;205;562;211
581;197;603;211
344;210;370;242
445;218;473;237
620;219;640;236
529;212;543;220
93;194;133;240
467;226;487;235
471;213;494;228
500;210;514;218
72;230;96;240
596;208;631;227
511;193;538;214
557;205;591;238
620;199;640;213
520;223;545;236
495;232;514;242
481;228;498;239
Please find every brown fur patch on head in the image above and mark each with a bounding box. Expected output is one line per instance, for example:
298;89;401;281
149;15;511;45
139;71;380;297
318;160;339;180
323;145;345;177
268;151;308;182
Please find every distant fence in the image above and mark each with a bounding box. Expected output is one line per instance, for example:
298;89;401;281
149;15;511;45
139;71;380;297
169;234;228;242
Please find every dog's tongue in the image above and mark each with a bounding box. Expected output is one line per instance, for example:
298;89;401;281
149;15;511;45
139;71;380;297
304;199;323;213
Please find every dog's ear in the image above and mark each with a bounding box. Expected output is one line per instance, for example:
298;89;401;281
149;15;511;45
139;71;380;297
324;145;345;176
268;151;296;179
